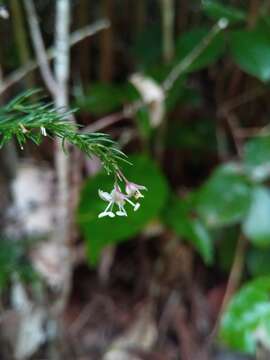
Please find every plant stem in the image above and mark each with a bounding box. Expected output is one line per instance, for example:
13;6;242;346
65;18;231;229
161;0;175;63
23;0;59;97
53;0;73;315
163;18;228;92
206;233;247;347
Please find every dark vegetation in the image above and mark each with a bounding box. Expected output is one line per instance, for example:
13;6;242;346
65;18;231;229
1;1;270;359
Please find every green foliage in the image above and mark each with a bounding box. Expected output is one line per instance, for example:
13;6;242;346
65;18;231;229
0;238;37;290
135;106;152;139
75;83;138;116
220;277;270;354
243;136;270;182
163;196;213;264
0;90;128;174
166;119;215;151
243;187;270;247
247;248;270;277
196;164;251;227
132;25;162;68
77;155;169;264
229;26;270;82
167;85;202;111
144;64;188;111
175;27;225;72
202;0;246;24
217;227;238;273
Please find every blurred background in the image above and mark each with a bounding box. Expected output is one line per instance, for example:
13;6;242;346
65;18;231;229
1;0;270;359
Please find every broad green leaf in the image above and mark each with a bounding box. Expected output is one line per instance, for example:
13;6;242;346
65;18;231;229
175;27;225;72
247;248;270;277
196;164;251;227
202;0;246;24
244;136;270;182
77;155;169;264
220;277;270;354
243;187;270;247
163;196;213;264
75;83;138;115
229;28;270;82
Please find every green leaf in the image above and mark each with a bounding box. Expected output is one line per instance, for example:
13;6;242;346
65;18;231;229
175;27;225;72
202;0;246;24
135;106;152;139
77;155;169;264
0;238;37;290
229;27;270;82
75;83;137;116
196;164;251;227
247;248;270;277
244;136;270;182
243;186;270;247
220;277;270;354
163;196;213;264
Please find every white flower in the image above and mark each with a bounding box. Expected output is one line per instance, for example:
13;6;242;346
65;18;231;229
98;185;140;218
41;126;47;136
125;181;147;199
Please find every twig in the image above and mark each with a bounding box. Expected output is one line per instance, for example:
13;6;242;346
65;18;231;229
23;0;59;97
226;112;243;157
77;19;229;135
163;18;228;92
217;87;266;155
235;126;270;139
84;111;126;132
53;0;71;314
0;19;110;96
205;233;247;348
218;87;265;116
161;0;175;63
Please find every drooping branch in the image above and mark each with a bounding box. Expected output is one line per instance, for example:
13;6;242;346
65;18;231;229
0;91;126;173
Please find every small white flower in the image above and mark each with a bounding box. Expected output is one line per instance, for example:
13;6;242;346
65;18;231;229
125;181;147;199
41;126;47;136
98;185;140;218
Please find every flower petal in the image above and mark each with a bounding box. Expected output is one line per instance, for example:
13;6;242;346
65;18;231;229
137;184;147;191
98;211;108;218
98;189;112;202
134;203;140;211
116;211;127;216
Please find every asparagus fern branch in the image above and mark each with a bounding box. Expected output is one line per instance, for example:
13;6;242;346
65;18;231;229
0;90;128;173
